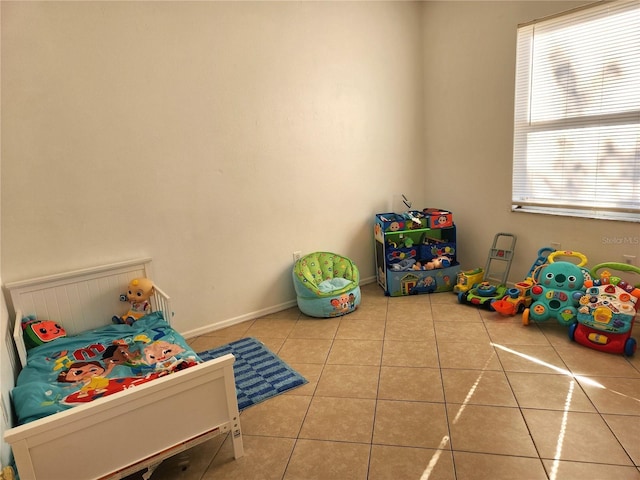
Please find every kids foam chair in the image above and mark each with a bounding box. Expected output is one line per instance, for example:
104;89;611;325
292;252;361;318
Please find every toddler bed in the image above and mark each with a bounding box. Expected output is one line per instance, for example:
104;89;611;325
3;258;243;480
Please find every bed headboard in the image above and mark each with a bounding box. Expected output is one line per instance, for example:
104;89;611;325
5;258;172;368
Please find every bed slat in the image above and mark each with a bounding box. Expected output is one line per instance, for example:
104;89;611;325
7;258;172;367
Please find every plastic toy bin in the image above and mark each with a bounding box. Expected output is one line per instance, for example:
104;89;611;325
420;242;456;262
423;208;453;229
385;264;460;296
375;213;427;233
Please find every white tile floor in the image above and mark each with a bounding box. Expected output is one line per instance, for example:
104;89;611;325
130;283;640;480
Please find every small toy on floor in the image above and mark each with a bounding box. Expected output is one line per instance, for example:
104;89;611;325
113;277;155;325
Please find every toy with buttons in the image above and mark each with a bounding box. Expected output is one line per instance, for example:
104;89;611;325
569;262;640;356
522;250;589;327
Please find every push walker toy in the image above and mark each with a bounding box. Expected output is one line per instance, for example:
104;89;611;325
522;250;589;327
569;263;640;356
458;233;516;309
492;247;555;316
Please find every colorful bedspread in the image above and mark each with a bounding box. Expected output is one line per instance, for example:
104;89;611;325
12;312;201;425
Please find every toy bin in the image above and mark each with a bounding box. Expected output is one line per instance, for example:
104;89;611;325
375;212;427;234
385;264;460;296
421;241;456;263
384;229;425;269
423;208;453;229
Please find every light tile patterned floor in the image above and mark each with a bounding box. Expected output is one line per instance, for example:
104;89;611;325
135;283;640;480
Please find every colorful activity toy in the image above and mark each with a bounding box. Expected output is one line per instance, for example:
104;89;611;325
569;262;639;356
522;250;588;326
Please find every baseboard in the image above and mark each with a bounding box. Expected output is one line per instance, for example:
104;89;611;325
183;299;298;339
184;277;378;339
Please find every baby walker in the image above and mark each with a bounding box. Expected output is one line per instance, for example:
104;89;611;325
522;250;589;326
458;233;517;309
569;263;640;356
491;246;555;316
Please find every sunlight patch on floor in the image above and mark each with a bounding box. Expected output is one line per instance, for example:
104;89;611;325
420;354;495;480
549;379;575;480
422;341;639;480
490;343;606;388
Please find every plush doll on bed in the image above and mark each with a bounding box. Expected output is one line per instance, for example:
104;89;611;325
113;277;155;325
22;315;67;349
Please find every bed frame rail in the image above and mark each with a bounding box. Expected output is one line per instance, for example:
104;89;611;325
6;355;243;480
6;258;173;368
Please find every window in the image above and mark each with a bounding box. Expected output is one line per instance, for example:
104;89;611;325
512;0;640;222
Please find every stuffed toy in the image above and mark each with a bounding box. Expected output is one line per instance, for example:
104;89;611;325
425;256;451;270
22;315;67;349
113;277;155;325
390;258;416;271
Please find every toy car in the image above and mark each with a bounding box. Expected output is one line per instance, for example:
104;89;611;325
453;267;484;294
459;281;509;309
491;278;534;315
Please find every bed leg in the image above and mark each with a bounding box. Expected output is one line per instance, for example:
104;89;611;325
231;417;244;459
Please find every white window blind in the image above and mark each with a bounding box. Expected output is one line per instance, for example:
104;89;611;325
512;0;640;222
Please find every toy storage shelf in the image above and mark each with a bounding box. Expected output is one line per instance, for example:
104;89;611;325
374;212;460;297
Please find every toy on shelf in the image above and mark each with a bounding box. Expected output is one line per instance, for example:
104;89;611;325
491;247;555;316
390;258;417;271
113;277;155;325
403;210;425;229
522;250;588;327
569;262;640;356
458;233;517;309
424;256;451;270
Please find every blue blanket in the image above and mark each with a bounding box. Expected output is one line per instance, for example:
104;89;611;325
12;312;200;425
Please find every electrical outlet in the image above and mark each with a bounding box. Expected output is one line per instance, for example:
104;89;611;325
623;254;636;265
293;251;302;262
550;242;561;250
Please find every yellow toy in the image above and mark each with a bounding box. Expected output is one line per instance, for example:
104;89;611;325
113;277;155;325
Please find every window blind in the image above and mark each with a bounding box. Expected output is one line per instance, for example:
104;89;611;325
512;0;640;222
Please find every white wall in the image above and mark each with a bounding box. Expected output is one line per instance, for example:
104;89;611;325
1;1;426;334
422;1;639;280
0;1;17;467
0;272;12;470
2;1;638;339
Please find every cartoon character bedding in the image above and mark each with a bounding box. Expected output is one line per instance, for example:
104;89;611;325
12;312;201;425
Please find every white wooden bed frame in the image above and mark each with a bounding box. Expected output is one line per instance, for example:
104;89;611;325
3;258;243;480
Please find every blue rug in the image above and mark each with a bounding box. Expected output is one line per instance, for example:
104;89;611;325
198;337;307;410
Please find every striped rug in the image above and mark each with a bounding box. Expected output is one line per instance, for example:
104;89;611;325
198;337;307;410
